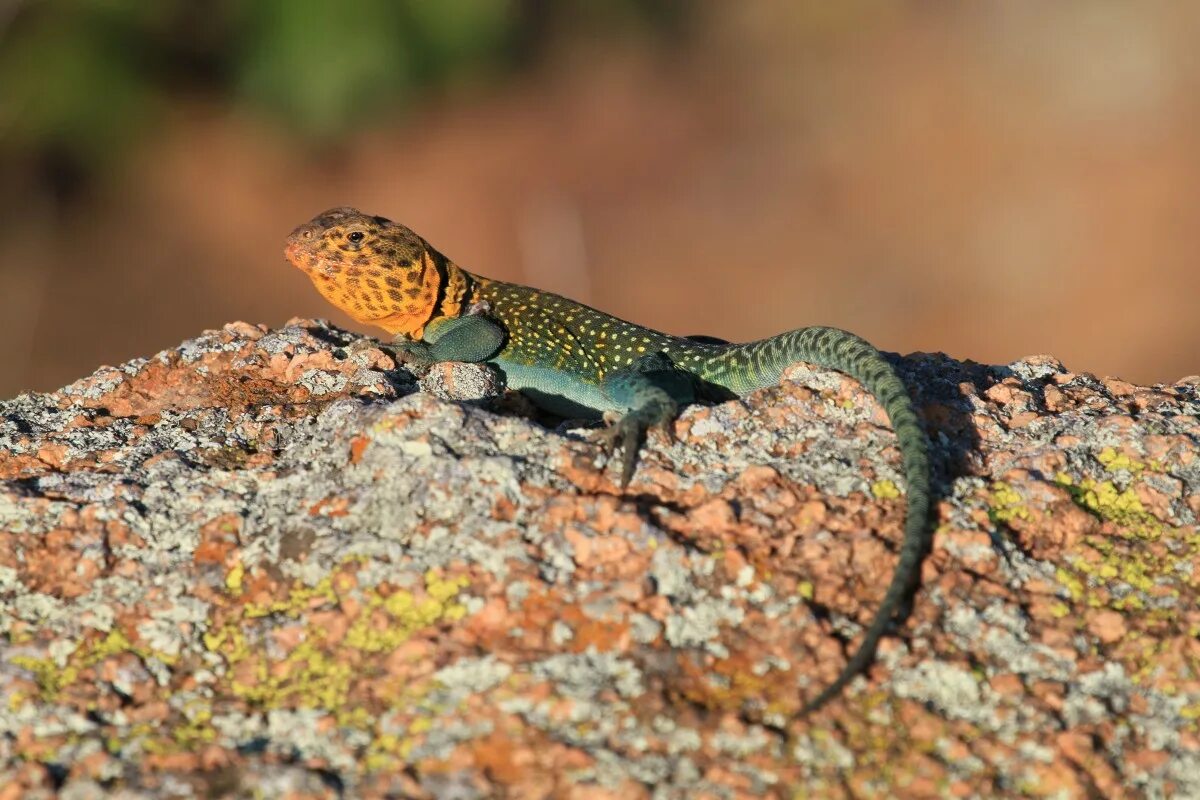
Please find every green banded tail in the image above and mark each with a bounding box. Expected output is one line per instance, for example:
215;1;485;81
704;326;932;715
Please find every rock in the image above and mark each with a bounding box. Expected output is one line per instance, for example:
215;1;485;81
1;319;1198;798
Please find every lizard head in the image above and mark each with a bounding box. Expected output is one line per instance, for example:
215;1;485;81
285;207;447;336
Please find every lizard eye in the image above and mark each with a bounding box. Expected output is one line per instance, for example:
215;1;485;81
347;231;364;243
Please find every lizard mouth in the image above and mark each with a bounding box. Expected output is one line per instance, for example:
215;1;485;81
283;241;329;276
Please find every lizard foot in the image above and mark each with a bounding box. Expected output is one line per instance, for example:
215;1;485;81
380;339;436;371
596;352;697;488
594;392;677;488
346;338;381;355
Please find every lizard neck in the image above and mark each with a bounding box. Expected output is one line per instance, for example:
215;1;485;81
363;249;480;339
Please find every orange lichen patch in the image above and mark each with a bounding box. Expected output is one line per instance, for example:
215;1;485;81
563;608;634;653
1086;609;1129;644
0;452;46;480
53;330;368;420
460;596;513;642
74;358;279;417
34;442;72;469
235;567;287;608
18;529;71;585
694;650;799;718
12;525;105;600
308;495;352;517
142;752;202;773
1003;483;1100;558
194;514;242;566
349;434;371;464
686;498;740;538
561;526;633;570
468;731;533;786
280;347;343;377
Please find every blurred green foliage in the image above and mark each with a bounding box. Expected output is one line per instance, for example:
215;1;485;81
233;0;516;140
0;0;684;175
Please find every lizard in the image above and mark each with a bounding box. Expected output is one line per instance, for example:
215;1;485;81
284;206;932;716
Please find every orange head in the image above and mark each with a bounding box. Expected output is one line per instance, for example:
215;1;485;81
285;207;470;337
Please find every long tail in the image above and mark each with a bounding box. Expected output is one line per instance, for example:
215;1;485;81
703;326;932;715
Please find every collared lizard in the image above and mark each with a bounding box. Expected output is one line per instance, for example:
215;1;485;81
284;206;932;716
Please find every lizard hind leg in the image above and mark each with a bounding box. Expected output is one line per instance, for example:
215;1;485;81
598;352;698;488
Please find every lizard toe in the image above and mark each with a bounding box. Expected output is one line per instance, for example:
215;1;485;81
592;414;648;487
382;339;435;371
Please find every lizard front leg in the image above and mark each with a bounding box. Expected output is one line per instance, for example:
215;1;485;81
385;314;507;368
598;352;699;487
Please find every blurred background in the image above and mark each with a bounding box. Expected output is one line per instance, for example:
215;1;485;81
1;1;1197;399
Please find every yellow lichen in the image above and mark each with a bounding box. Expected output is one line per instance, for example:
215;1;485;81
1096;447;1145;474
6;689;26;711
10;654;77;697
1068;477;1162;541
90;629;140;662
243;571;338;620
1050;459;1194;631
1055;567;1084;602
11;628;168;700
203;562;472;743
364;733;403;771
871;480;900;500
172;702;216;748
988;482;1029;524
225;560;245;595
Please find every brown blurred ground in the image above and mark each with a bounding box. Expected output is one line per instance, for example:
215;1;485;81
1;2;1198;399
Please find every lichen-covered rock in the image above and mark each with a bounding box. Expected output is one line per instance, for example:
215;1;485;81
1;320;1197;799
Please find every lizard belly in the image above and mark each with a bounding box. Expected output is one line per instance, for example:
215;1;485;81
492;361;616;419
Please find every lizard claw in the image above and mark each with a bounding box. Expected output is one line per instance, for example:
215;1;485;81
660;417;677;445
593;416;645;488
593;394;677;489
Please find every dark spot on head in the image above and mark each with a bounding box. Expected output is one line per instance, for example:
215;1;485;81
406;287;422;299
365;279;380;290
353;255;369;266
385;276;402;288
388;289;403;301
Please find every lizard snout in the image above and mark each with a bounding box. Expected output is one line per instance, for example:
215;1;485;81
284;224;319;267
